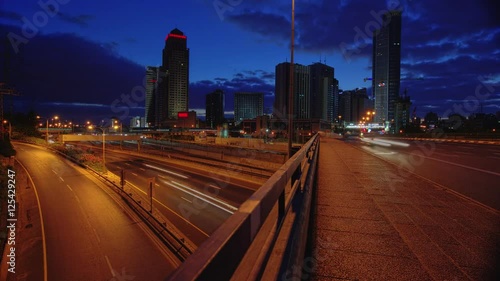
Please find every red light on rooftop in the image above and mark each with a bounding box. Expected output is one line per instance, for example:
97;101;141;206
178;112;188;118
166;33;187;40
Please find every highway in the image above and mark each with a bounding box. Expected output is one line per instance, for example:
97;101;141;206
345;136;500;210
14;143;178;281
101;148;257;246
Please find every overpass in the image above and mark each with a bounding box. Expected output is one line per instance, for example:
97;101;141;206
167;134;320;280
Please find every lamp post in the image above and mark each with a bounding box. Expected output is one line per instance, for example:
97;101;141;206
2;120;11;140
114;122;123;149
90;126;106;172
37;115;58;143
288;0;295;159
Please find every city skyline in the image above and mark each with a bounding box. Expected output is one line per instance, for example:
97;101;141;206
0;0;498;123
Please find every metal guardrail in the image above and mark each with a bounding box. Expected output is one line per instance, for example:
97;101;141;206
166;134;320;280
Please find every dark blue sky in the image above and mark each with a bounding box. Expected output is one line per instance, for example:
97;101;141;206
1;0;499;124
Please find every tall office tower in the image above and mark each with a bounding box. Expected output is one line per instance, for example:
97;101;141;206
206;89;225;129
340;88;369;123
394;93;412;132
309;62;335;121
162;28;189;120
274;62;311;120
372;10;402;124
145;66;158;126
234;92;264;123
331;78;340;123
351;88;369;123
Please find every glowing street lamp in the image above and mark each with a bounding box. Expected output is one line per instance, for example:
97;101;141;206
2;120;11;140
89;125;107;172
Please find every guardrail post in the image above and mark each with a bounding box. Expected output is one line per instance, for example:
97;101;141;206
278;189;285;224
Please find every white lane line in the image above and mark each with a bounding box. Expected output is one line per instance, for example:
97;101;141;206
181;197;192;203
144;163;188;179
209;184;221;190
166;181;234;214
408;152;500;177
131;172;138;176
66;184;73;192
155;183;160;187
105;255;116;277
140;168;146;171
123;180;209;237
59;176;64;182
75;195;81;203
52;169;57;175
93;228;101;243
125;163;131;166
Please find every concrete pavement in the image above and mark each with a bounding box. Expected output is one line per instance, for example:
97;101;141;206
310;137;500;280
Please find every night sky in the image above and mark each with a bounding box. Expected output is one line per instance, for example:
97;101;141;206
0;0;499;124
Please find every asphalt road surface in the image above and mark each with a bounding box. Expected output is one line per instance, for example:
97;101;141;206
345;136;500;210
14;143;178;281
102;150;257;246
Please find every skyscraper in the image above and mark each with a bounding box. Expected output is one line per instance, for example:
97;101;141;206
206;89;225;129
145;66;158;126
372;10;402;125
274;62;311;120
234;92;264;123
309;62;335;121
162;28;189;121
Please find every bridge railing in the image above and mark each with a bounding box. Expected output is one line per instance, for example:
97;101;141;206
167;133;320;280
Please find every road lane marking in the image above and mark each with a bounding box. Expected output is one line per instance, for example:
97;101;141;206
140;168;146;171
125;162;131;166
155;183;160;187
16;159;48;281
144;163;188;179
408;152;500;177
105;255;115;277
52;169;57;175
93;228;101;243
209;184;221;190
59;176;64;182
167;181;236;214
75;195;81;203
131;172;138;176
124;180;209;237
66;184;73;192
181;197;192;203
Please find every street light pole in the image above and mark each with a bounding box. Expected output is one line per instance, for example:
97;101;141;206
288;0;295;159
91;126;106;173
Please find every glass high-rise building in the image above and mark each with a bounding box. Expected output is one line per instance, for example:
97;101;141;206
162;28;189;120
145;66;158;127
310;62;335;121
274;62;311;120
206;89;225;129
234;92;264;123
372;10;402;124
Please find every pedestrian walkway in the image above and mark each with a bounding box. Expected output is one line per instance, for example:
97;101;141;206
310;137;500;280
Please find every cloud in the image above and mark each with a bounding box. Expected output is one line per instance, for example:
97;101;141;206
57;13;94;27
0;23;145;123
0;10;22;22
